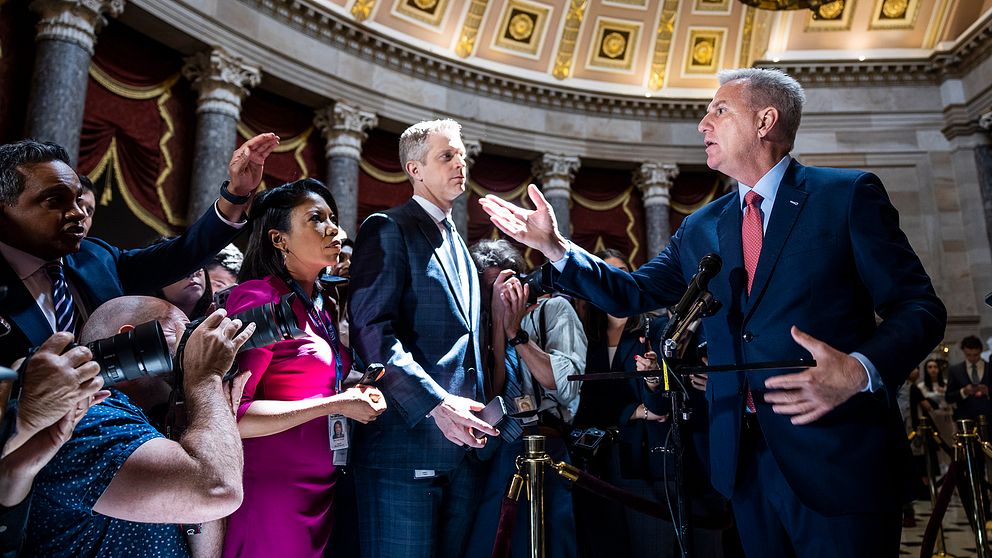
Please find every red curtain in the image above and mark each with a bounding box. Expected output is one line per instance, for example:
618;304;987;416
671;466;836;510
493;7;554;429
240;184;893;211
669;170;725;231
77;21;197;245
237;89;324;188
357;129;411;226
570;167;647;267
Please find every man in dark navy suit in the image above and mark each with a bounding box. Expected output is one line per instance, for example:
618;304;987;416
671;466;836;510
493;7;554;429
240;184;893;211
0;134;279;365
481;68;946;557
349;119;498;558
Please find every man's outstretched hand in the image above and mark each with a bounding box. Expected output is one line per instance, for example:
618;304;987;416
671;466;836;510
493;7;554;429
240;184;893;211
479;184;569;261
763;326;869;425
429;395;499;448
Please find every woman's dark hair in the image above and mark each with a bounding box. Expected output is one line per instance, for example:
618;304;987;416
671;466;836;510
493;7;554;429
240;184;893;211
239;178;338;283
923;358;945;390
584;249;647;344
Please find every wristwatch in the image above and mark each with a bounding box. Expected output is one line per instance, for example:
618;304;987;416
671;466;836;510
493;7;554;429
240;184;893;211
219;180;251;204
507;329;530;347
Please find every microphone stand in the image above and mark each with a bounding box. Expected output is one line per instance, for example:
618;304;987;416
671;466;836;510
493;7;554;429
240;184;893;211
567;293;814;558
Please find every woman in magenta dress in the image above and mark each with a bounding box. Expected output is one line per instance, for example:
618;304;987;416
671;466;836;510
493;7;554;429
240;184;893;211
222;179;386;558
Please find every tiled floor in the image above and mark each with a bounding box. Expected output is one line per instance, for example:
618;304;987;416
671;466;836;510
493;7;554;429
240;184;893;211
901;498;984;556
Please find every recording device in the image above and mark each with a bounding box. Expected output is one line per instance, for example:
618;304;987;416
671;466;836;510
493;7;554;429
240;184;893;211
477;395;509;429
516;268;551;304
84;320;174;387
569;427;608;458
986;291;992;308
319;273;349;289
660;253;722;349
176;292;306;381
357;363;385;386
212;285;235;309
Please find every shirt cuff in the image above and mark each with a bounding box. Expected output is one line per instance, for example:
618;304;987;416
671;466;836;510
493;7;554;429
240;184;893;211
214;200;247;229
550;240;573;272
851;352;882;393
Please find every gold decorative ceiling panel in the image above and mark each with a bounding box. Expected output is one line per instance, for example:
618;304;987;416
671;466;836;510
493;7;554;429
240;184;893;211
393;0;451;26
321;0;973;96
588;18;642;71
492;0;550;56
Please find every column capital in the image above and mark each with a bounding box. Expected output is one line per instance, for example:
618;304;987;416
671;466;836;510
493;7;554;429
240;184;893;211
182;48;261;119
30;0;125;54
313;101;378;160
634;162;679;207
532;153;580;199
464;139;482;167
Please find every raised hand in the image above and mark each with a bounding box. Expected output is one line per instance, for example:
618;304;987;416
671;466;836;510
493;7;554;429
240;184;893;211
228;133;280;196
479;184;569;261
763;326;869;425
428;395;499;448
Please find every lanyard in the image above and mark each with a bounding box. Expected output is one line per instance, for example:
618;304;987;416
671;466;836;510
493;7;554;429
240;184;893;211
282;274;344;393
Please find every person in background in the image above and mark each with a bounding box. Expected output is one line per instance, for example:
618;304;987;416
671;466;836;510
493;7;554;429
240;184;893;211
207;244;244;293
156;262;213;321
222;178;386;558
78;175;96;237
918;358;946;411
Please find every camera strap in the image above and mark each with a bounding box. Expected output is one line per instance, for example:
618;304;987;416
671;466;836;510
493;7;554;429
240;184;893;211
282;275;344;393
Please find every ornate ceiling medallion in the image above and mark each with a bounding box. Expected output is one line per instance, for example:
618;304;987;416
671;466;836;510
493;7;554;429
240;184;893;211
683;28;725;75
493;0;549;57
393;0;449;27
736;0;845;19
588;18;641;72
869;0;919;29
805;0;854;30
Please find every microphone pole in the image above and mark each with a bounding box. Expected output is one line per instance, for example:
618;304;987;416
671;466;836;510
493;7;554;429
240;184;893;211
660;253;722;558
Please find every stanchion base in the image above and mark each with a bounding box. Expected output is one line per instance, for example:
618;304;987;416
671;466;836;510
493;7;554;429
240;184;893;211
932;553;955;558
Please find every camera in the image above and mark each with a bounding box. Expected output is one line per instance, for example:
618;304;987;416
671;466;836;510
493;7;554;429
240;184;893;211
87;320;174;387
568;427;609;459
516;267;551;305
175;292;306;381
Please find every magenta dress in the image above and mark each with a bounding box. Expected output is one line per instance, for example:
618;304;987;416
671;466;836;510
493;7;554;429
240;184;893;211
222;276;346;558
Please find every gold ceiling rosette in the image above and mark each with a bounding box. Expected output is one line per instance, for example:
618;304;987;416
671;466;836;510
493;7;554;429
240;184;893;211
736;0;845;20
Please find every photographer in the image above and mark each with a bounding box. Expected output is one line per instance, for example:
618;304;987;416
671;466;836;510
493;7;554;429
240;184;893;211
466;239;586;558
21;296;254;557
0;332;107;556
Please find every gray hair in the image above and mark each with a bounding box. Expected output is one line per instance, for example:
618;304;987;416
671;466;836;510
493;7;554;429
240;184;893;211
717;68;806;149
398;119;462;180
470;239;526;275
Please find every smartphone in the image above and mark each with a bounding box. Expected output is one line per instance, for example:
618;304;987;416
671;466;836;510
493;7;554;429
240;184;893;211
477;395;508;428
358;363;385;386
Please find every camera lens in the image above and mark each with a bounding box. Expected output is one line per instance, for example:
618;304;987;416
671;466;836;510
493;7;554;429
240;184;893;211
93;321;173;387
234;293;303;352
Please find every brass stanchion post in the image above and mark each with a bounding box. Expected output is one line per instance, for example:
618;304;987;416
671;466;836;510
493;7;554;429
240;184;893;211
523;435;547;558
956;419;992;558
921;415;954;557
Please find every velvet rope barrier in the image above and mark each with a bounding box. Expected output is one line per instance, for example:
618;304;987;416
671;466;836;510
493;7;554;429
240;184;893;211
491;472;524;558
552;462;733;531
920;461;960;558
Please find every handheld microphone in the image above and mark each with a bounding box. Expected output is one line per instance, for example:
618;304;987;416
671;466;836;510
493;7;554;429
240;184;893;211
661;253;722;343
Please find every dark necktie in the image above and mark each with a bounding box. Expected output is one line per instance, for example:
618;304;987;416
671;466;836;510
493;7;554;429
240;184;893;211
442;219;470;305
742;191;764;413
44;261;77;334
501;346;525;443
972;363;980;384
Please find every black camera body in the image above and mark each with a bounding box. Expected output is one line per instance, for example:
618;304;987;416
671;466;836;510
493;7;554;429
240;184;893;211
516;267;551;305
569;427;609;459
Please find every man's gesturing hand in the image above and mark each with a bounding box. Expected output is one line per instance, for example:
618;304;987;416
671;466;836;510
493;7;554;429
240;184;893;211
479;184;569;262
428;395;499;448
763;326;868;425
228;133;280;196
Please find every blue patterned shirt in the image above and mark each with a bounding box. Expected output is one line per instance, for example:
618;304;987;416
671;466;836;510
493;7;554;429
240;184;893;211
22;390;190;557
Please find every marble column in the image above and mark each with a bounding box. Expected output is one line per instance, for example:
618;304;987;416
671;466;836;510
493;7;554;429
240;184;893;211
314;102;378;237
635;162;679;257
452;139;481;238
25;0;125;165
532;154;580;237
978;111;992;263
182;48;260;222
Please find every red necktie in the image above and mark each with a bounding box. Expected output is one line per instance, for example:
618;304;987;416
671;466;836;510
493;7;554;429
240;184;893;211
742;190;763;413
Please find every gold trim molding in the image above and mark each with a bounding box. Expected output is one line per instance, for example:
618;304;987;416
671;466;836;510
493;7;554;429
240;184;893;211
551;0;587;80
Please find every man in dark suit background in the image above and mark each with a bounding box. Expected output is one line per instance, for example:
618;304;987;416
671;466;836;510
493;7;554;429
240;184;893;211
0;134;279;365
349;119;498;558
481;68;946;557
946;335;992;422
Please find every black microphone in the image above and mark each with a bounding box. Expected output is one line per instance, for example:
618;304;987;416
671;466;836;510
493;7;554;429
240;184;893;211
661;253;722;343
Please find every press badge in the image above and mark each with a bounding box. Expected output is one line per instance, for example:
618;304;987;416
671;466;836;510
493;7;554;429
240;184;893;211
514;395;538;424
328;415;349;451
